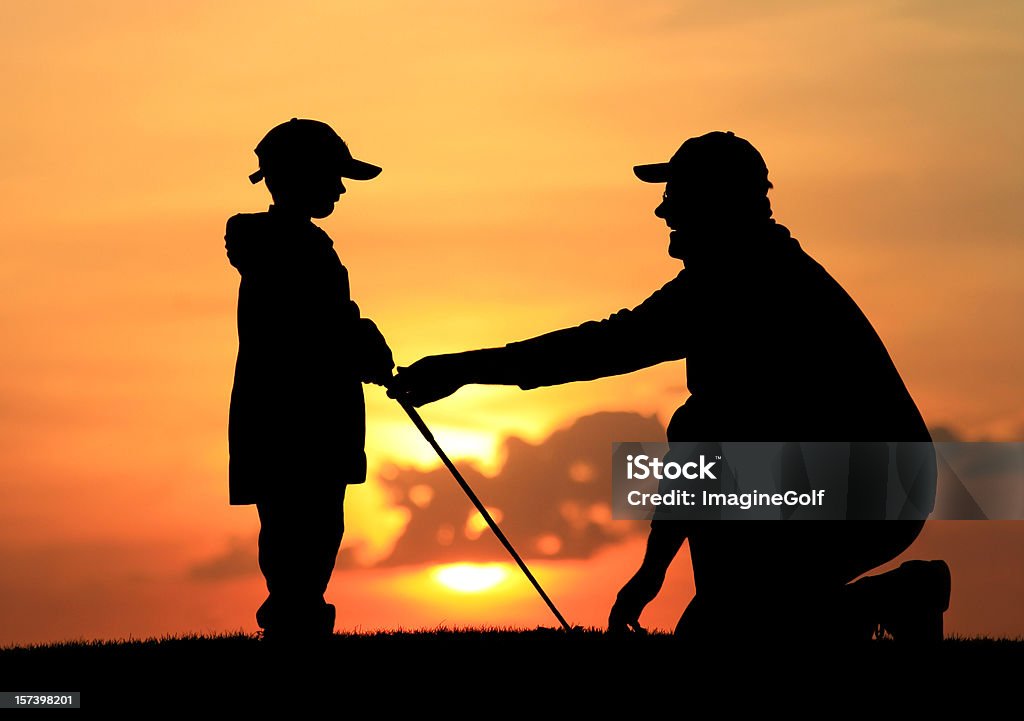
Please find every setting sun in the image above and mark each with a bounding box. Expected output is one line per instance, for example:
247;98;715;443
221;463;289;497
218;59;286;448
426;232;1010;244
432;563;510;593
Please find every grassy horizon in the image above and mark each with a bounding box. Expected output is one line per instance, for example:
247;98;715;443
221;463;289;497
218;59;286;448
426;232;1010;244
4;627;1024;654
3;629;1021;709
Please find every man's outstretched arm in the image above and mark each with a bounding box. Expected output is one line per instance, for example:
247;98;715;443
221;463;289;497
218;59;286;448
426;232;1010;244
389;271;691;406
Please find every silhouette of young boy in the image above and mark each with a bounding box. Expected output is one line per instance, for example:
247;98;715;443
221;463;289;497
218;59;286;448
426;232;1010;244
225;118;394;643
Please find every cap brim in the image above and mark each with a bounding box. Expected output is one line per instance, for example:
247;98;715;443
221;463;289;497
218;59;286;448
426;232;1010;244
248;159;382;184
633;162;671;183
342;158;382;181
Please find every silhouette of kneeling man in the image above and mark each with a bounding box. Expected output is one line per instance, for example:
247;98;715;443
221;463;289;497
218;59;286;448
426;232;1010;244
389;131;951;643
225;119;394;644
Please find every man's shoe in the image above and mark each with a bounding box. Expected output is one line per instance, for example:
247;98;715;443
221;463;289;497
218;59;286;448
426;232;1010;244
844;559;951;644
877;559;951;643
320;603;337;638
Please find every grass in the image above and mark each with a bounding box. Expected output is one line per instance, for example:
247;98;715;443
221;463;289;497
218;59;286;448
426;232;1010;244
1;629;1021;709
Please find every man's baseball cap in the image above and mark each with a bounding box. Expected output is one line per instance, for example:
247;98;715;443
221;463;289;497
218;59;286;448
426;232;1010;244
248;118;382;184
633;131;770;191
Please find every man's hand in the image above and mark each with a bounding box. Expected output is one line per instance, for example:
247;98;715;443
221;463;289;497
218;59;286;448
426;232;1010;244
608;566;666;635
387;354;471;406
356;318;395;386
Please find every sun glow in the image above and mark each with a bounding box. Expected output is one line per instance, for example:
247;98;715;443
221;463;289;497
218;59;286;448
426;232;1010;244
367;420;506;475
432;563;509;593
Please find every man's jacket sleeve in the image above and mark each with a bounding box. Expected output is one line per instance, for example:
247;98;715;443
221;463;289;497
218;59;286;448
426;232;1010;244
500;272;691;390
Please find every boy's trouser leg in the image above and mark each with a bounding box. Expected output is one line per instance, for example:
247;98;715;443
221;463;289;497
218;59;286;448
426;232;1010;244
256;483;346;639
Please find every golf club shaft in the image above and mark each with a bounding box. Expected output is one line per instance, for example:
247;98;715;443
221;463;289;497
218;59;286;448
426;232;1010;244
396;400;572;631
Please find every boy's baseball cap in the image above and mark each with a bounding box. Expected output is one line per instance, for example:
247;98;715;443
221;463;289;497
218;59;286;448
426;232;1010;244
633;131;770;191
248;118;382;184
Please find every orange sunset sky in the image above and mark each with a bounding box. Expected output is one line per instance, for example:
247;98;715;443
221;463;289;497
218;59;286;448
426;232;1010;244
1;2;1023;646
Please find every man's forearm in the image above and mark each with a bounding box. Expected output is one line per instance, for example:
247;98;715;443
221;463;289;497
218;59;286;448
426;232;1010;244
459;347;523;385
457;336;600;388
453;323;627;391
640;522;688;576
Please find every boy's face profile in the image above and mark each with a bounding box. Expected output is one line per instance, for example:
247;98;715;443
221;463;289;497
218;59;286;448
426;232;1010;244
265;161;346;219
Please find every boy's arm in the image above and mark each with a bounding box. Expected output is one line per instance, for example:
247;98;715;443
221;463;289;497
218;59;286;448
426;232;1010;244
352;310;395;386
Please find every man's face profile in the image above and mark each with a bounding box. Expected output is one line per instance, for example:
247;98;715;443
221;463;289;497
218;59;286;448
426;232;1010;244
657;174;713;260
656;165;767;261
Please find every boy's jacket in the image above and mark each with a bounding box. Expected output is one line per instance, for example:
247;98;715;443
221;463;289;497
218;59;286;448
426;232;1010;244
225;207;383;505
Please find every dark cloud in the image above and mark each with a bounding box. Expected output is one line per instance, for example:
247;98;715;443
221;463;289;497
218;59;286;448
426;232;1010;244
929;426;963;443
188;535;257;582
347;410;665;568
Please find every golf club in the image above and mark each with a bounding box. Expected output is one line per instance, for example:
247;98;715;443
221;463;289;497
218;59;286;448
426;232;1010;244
386;383;572;631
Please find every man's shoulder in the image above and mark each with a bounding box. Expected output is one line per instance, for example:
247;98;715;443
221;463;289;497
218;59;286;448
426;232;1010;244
779;242;852;293
767;234;877;328
665;268;689;287
758;228;839;286
649;268;690;299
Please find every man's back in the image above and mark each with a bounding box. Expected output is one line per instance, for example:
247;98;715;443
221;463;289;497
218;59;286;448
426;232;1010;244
672;220;929;444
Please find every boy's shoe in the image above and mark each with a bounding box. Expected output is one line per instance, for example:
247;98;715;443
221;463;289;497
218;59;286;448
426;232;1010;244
258;601;337;646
